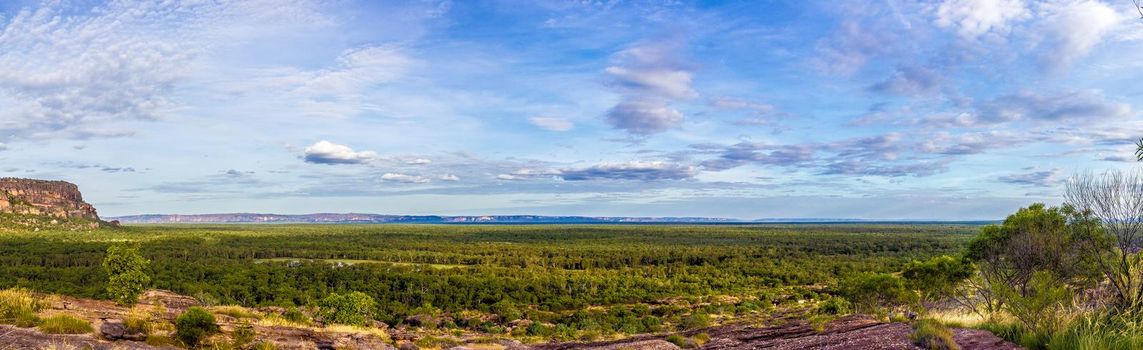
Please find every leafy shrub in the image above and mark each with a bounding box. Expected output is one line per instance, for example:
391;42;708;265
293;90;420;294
38;314;93;334
0;288;47;327
319;291;376;326
232;320;256;348
103;245;151;306
838;272;917;314
282;307;312;326
815;297;852;315
902;255;973;302
679;313;710;330
526;322;554;337
176;307;219;347
492;300;523;322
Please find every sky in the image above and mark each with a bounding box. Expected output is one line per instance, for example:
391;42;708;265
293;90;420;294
0;0;1141;220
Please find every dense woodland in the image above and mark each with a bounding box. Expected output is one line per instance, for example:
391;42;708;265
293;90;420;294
0;224;972;328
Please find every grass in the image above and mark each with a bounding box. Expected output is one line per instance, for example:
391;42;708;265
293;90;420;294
911;319;960;350
927;309;987;329
975;310;1143;350
37;314;93;334
0;287;48;327
210;305;262;319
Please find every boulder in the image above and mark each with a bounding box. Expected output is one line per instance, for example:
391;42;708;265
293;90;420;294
99;319;147;341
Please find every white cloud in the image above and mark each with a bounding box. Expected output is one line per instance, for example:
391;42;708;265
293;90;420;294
302;141;378;164
381;173;430;184
407;158;432;165
605;66;696;100
0;1;336;142
528;116;574;131
604;41;695;135
438;174;460;181
1037;0;1122;71
935;0;1029;40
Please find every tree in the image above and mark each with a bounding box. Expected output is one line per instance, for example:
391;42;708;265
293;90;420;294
1065;170;1143;309
319;291;376;326
901;255;973;304
1136;138;1143;161
102;245;150;306
837;272;917;314
175;307;219;347
958;203;1102;320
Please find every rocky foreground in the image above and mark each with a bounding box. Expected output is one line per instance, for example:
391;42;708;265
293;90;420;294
0;289;1022;350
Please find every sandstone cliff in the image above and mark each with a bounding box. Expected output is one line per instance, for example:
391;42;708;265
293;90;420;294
0;178;101;221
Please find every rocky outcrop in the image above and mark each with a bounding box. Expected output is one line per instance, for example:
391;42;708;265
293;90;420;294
0;178;100;221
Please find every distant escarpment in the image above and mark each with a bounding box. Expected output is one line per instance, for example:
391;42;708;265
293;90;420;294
0;178;103;230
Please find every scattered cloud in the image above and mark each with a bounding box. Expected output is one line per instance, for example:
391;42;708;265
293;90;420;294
1037;0;1122;72
438;174;460;181
302;141;378;165
406;158;432;165
606;99;685;135
528;116;574;131
1101;154;1135;162
699;143;815;171
935;0;1029;40
0;3;193;142
976;90;1130;124
560;161;696;181
604;41;695;135
918;131;1021;155
998;168;1064;187
869;65;942;96
380;173;430;184
821;160;948;177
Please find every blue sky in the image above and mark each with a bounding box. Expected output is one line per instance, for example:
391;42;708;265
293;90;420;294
1;0;1141;219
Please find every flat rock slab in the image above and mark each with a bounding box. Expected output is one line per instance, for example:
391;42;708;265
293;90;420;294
0;325;178;350
954;328;1025;350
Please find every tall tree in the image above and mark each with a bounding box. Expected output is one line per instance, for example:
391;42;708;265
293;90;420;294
102;245;150;306
1066;170;1143;309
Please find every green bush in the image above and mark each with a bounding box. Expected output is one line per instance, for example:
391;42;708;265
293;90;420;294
38;314;93;334
319;291;376;326
902;255;973;302
815;297;852;315
679;313;710;330
838;272;917;314
232;320;256;348
176;307;219;347
526;322;554;337
103;245;151;306
282;307;312;326
911;319;959;350
0;288;47;327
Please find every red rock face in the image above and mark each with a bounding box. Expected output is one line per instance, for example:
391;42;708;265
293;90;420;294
0;178;100;221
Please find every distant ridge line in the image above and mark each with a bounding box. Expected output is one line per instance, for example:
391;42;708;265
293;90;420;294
106;213;997;225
